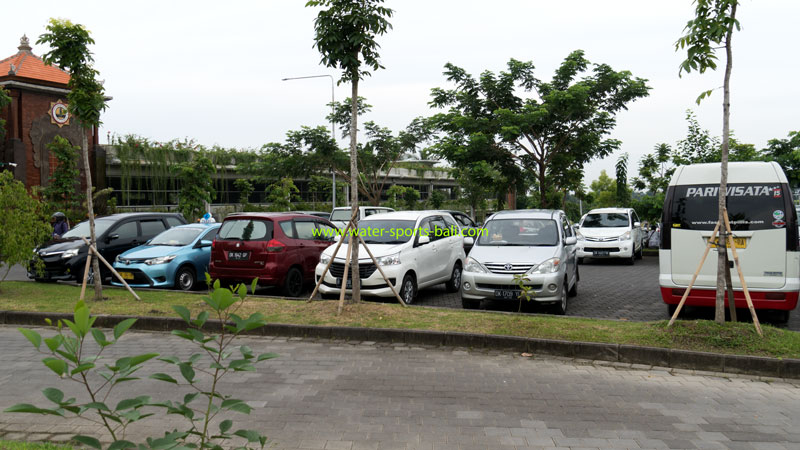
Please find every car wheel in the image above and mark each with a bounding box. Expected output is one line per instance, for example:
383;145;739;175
400;273;417;305
553;283;568;315
577;257;585;265
667;304;678;317
568;273;578;297
283;267;304;297
635;244;643;260
775;310;791;324
461;297;481;309
445;262;462;293
626;252;635;265
176;266;197;291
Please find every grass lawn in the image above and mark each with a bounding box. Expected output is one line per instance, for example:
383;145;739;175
0;441;73;450
1;281;799;359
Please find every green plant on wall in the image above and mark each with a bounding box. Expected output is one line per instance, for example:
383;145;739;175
42;136;81;218
234;178;254;209
0;88;10;141
175;155;216;221
266;178;299;212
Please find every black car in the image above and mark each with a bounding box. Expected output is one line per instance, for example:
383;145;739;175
30;213;186;283
441;210;479;253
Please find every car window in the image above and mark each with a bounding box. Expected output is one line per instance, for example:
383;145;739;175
218;219;273;241
430;217;449;241
63;219;115;239
442;214;459;230
315;222;338;240
632;211;640;225
151;227;203;246
560;217;572;239
454;214;473;228
364;209;378;217
199;228;218;242
279;221;295;238
477;219;559;246
112;221;138;240
166;217;183;228
329;209;351;222
295;221;317;240
582;213;630;228
418;218;433;239
140;219;167;237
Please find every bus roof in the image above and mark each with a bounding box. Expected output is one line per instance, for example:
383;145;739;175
669;161;788;186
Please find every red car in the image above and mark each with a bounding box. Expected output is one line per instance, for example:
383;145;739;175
209;213;337;296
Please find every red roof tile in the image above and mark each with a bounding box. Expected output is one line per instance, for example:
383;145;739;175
0;35;70;86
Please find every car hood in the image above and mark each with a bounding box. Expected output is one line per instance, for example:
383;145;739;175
36;238;84;254
323;242;406;261
468;245;559;264
119;245;183;260
578;227;629;238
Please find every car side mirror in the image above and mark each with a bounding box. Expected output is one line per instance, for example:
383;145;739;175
463;237;474;246
106;233;119;243
198;239;213;248
634;221;641;228
417;235;431;246
333;235;341;242
565;236;577;246
573;224;580;229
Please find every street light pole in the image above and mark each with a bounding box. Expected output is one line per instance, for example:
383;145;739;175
281;74;337;208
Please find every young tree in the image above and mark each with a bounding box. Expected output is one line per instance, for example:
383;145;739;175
266;178;299;212
615;153;630;206
760;131;800;187
588;170;617;208
38;19;109;301
428;189;446;209
175;155;216;221
429;52;650;208
0;171;52;284
307;0;394;302
677;0;740;323
0;88;10;141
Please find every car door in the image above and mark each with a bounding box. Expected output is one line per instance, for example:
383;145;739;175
560;215;577;286
413;217;438;285
631;210;643;250
195;227;218;274
293;219;322;278
441;214;463;265
103;220;140;264
429;216;452;281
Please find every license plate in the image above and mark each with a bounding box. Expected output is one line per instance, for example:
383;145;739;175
593;250;610;257
708;237;747;249
494;289;520;299
119;271;134;280
336;277;352;289
228;251;250;261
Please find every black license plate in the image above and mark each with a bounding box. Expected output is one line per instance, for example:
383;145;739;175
494;289;521;300
593;250;610;257
228;251;250;261
336;277;353;289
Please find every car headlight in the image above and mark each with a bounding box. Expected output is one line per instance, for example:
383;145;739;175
319;254;331;265
61;248;79;259
620;231;632;241
575;231;584;241
464;257;487;273
144;255;176;265
376;253;401;266
528;257;561;274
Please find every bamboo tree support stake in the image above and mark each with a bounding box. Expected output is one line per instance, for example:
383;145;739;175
723;245;737;322
307;208;359;302
80;238;141;301
357;234;407;307
668;222;721;327
79;253;93;301
337;234;354;316
722;208;763;336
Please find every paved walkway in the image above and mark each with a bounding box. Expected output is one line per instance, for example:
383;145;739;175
1;326;799;449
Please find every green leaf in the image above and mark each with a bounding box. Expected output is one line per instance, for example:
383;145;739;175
129;353;159;367
113;318;137;340
42;357;68;376
158;356;181;365
251;278;258;294
228;360;254;371
61;319;81;339
183;392;200;404
219;419;233;433
44;335;63;352
71;363;95;375
108;440;137;450
83;402;110;412
91;329;111;347
42;387;65;405
193;311;209;328
73;300;91;337
72;435;102;449
212;287;237;311
237;283;247;300
256;352;278;362
233;429;262;443
18;328;42;350
221;399;251;414
179;363;195;383
115;396;149;411
4;403;62;415
172;305;191;324
149;373;178;384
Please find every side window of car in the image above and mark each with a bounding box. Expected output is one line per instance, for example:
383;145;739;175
200;228;218;242
140;219;167;238
560;217;571;240
430;217;450;241
295;221;317;240
112;221;138;240
166;217;183;228
456;214;474;228
442;215;459;238
632;211;640;226
315;222;338;241
417;218;433;241
279;221;295;239
364;209;377;217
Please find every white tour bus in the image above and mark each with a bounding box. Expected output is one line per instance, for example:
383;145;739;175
659;161;800;321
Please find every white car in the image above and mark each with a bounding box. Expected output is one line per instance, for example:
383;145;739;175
315;211;466;304
329;206;394;230
575;207;643;264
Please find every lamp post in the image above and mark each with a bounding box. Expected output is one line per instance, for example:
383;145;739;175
281;74;337;208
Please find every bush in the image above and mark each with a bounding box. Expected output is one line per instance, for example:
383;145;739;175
0;171;52;283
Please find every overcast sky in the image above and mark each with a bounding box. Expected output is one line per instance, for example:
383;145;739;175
3;0;798;187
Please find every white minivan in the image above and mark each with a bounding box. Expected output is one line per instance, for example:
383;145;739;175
659;161;800;321
329;206;394;230
575;207;644;264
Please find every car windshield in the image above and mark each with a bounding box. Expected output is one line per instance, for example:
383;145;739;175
477;219;559;246
149;227;203;246
330;209;351;222
62;219;115;239
582;213;630;228
345;220;416;244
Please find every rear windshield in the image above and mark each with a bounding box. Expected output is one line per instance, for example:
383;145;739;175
582;213;630;228
670;183;788;231
477;219;559;246
330;209;351;221
218;219;273;241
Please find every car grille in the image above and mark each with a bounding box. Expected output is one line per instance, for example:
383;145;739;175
584;247;621;253
329;261;377;279
484;263;534;274
584;236;618;242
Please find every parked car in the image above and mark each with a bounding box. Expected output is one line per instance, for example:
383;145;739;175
111;223;220;291
208;213;337;296
440;210;480;253
575;207;644;264
295;211;331;220
329;206;394;230
29;213;187;283
315;211;466;304
460;209;578;314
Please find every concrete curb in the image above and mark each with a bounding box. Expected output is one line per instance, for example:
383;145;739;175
2;309;799;379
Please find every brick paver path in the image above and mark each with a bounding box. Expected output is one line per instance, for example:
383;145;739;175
1;326;799;449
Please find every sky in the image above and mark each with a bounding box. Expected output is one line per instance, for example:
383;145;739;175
3;0;799;187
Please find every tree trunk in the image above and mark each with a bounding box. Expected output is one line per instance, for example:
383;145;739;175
82;130;102;301
350;77;361;302
715;2;737;324
538;162;547;208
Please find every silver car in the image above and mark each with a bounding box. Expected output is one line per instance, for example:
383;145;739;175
460;209;579;314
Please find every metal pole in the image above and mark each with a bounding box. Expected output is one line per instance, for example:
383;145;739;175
282;74;337;208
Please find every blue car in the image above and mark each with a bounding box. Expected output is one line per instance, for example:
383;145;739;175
112;223;220;291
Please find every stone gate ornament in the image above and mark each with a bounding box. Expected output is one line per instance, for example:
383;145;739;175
49;100;70;127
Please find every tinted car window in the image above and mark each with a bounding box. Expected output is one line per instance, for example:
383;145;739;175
443;214;459;229
315;222;337;240
113;221;138;240
63;219;115;239
582;213;630;228
430;217;450;241
295;221;317;240
454;214;473;227
477;219;559;246
140;219;167;237
218;219;273;241
670;183;788;231
166;217;184;227
199;228;218;242
279;221;295;238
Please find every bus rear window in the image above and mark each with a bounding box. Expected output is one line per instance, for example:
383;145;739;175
670;183;788;231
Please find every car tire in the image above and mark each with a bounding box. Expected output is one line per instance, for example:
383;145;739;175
635;244;643;260
321;292;339;300
577;257;585;265
553;282;568;315
626;252;635;265
400;273;417;305
775;310;791;324
445;262;462;293
176;266;197;291
667;304;678;317
462;297;481;309
283;267;304;298
568;274;578;297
